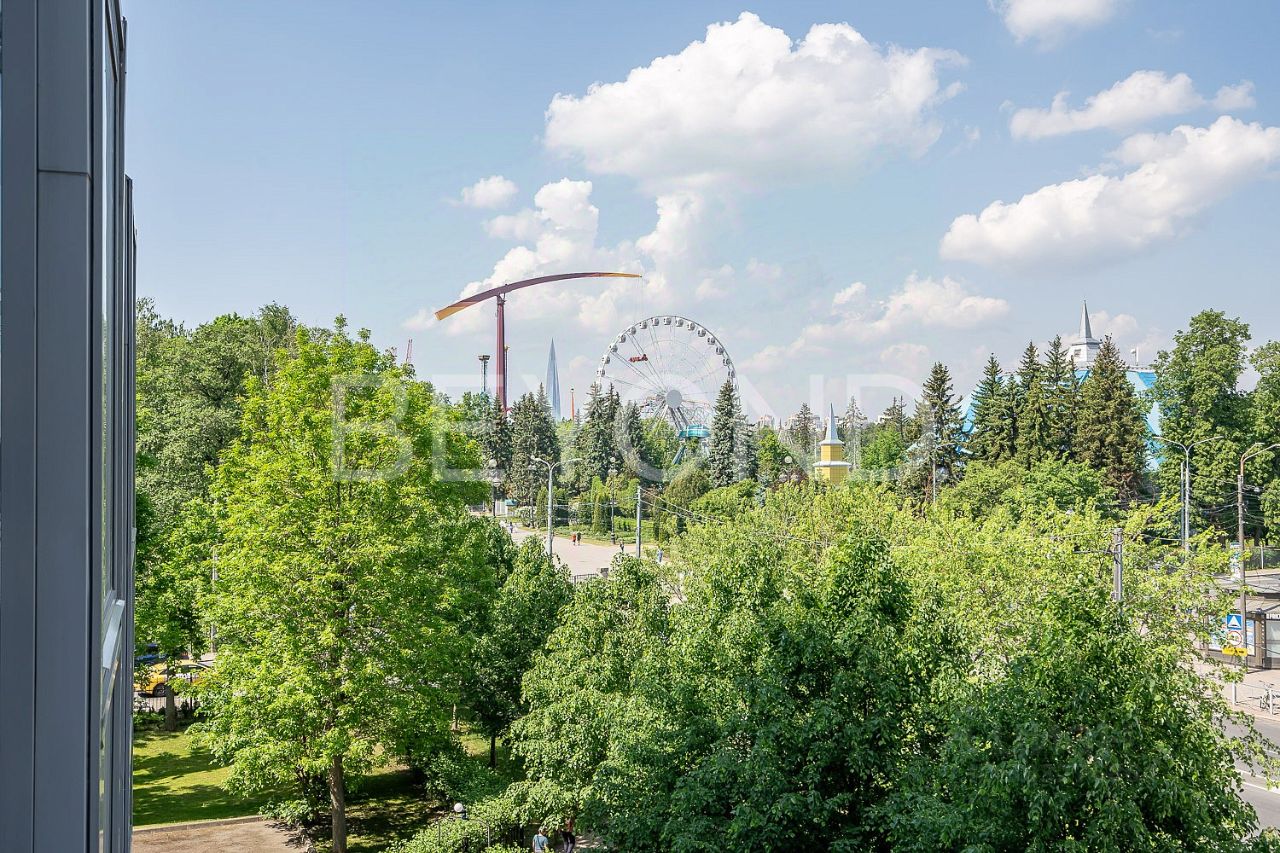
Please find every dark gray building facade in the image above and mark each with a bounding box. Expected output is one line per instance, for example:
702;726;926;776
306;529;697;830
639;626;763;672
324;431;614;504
1;0;137;850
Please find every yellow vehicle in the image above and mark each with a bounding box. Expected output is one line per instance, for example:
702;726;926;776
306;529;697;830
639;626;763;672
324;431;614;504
137;661;210;698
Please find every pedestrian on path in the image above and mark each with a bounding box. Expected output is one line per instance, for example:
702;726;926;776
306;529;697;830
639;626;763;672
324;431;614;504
562;818;577;853
532;827;550;852
656;546;664;564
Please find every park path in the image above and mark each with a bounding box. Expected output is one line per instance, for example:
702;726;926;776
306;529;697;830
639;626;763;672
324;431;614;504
506;521;626;580
133;817;302;852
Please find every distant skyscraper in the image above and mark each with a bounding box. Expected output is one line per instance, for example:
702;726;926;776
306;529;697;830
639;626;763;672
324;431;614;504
546;339;562;420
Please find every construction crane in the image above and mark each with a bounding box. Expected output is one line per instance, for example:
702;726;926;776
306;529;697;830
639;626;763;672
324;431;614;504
434;272;641;410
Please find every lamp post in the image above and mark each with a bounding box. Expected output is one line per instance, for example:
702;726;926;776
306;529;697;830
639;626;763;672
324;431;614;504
1238;442;1280;668
435;802;491;850
1151;435;1222;554
530;456;580;556
478;354;491;399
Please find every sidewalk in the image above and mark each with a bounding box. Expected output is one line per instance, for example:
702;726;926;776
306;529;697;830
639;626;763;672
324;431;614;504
1217;662;1280;721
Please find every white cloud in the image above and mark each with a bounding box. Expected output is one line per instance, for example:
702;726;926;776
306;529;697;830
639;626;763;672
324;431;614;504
458;175;519;209
992;0;1122;46
741;274;1009;370
880;342;932;377
410;178;745;338
941;117;1280;270
544;12;964;193
1010;71;1255;139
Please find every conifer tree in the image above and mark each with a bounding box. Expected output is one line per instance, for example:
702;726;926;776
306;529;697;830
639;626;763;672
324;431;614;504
1016;374;1052;467
842;396;865;464
787;403;819;461
709;380;742;487
919;362;966;489
615;401;652;481
510;390;560;506
1075;338;1147;498
483;395;512;478
969;356;1015;463
1043;335;1079;461
573;383;612;491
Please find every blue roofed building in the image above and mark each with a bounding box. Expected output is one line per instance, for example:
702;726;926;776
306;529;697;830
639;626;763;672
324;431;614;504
1070;302;1161;440
962;302;1161;446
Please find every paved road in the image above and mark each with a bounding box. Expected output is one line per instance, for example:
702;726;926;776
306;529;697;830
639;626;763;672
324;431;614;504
505;522;627;580
1231;713;1280;830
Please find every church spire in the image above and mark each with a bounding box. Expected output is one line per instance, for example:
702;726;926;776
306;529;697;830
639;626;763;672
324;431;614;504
1071;300;1102;369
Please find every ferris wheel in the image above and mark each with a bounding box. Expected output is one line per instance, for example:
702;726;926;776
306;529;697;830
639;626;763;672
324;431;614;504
596;315;736;439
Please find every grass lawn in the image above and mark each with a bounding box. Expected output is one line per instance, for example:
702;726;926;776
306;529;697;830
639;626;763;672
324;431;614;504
132;724;284;826
133;722;465;851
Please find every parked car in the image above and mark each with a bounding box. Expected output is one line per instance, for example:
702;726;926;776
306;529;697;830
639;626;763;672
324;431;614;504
137;661;210;698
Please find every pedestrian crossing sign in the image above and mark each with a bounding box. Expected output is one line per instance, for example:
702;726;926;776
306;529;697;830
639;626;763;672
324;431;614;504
1223;613;1248;656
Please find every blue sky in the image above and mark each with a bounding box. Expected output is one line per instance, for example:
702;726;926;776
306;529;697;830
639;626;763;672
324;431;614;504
126;1;1280;419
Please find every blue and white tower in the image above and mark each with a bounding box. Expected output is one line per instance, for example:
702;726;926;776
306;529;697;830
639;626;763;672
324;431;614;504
546;339;562;421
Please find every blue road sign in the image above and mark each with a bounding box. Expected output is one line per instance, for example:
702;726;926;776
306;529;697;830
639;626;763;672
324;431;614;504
1226;613;1243;631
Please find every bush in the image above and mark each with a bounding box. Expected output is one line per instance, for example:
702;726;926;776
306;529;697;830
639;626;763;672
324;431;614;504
386;789;524;853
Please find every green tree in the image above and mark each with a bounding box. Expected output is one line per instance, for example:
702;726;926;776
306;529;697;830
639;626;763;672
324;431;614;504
841;395;865;463
919;361;966;490
1076;338;1148;498
662;462;712;535
785;402;819;462
756;426;800;485
1152;311;1253;533
484;395;513;485
193;322;489;853
708;380;742;487
1253;342;1280;539
969;356;1016;463
468;537;572;768
1043;335;1079;460
510;390;561;506
887;578;1262;851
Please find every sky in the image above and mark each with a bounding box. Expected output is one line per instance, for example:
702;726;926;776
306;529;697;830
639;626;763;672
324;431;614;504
126;0;1280;421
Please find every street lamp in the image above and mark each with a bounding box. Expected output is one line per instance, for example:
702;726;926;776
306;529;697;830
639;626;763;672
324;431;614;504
1238;442;1280;667
435;802;490;849
530;456;581;556
1151;435;1222;554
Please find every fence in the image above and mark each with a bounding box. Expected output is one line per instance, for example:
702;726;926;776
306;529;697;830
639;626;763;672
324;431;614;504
1230;680;1280;715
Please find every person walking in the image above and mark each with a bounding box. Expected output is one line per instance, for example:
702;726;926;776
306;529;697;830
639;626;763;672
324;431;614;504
562;818;577;853
656;546;664;564
532;827;550;853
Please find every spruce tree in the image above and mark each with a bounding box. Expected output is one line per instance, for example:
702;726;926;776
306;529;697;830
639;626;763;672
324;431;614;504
509;391;561;506
1043;335;1079;461
615;401;651;481
709;380;741;487
1075;338;1147;499
573;383;611;491
920;362;966;489
1016;375;1052;467
969;356;1013;463
483;395;513;478
787;403;818;461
